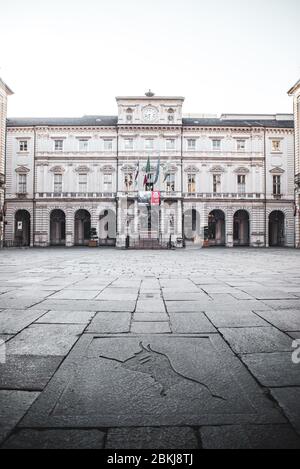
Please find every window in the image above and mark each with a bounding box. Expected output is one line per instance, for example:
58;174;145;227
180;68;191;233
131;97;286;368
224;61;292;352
212;139;221;151
213;174;221;193
18;174;27;193
187;174;196;193
124;173;133;191
187;139;196;151
54;140;63;152
237;174;246;194
104;139;113;151
273;175;281;195
54;174;62;193
124;139;134;150
79;174;87;193
145;139;154;150
19;140;28;152
272;140;281;152
166;139;175;150
79;139;89;151
237;140;246;151
166;173;175;193
103;174;112;192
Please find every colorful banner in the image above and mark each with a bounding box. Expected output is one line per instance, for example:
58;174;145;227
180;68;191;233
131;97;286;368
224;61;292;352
151;191;161;206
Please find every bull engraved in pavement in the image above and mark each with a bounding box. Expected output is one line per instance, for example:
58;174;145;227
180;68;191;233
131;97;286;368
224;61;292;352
100;342;225;400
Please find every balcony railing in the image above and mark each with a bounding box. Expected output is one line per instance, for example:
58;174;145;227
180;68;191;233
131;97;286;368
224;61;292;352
36;192;116;199
183;192;264;199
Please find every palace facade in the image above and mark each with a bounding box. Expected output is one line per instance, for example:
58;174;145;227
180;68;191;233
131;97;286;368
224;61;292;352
0;78;13;247
289;79;300;248
4;92;295;248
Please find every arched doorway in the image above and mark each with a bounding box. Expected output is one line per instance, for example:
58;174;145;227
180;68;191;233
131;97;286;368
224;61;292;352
208;210;225;246
233;210;250;246
269;211;285;247
50;210;66;246
183;208;201;245
99;209;116;246
14;210;31;247
75;209;91;246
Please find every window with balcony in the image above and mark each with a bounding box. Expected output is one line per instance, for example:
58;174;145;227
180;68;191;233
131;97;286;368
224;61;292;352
124;173;133;191
18;174;27;193
104;139;113;151
54;174;62;193
79;139;89;151
237;174;246;194
145;139;154;150
212;139;221;151
124;139;134;150
237;140;246;151
187;174;196;193
166;174;175;193
54;140;63;152
272;140;281;153
213;174;221;193
19;140;28;152
166;139;175;150
187;139;196;151
103;174;112;192
273;175;281;196
79;174;87;193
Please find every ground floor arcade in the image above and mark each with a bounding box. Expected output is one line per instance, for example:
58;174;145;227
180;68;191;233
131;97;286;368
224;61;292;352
3;199;295;248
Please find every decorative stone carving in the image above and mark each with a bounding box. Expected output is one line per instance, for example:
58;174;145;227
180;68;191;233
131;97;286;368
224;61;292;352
15;165;30;173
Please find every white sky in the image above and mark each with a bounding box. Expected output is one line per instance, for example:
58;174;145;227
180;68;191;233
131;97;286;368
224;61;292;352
1;0;300;117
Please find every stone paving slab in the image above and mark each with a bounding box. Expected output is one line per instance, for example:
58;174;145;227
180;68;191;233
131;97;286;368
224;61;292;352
0;309;48;334
219;327;293;354
254;309;300;331
36;310;96;324
0;390;39;445
2;428;105;449
170;313;217;333
131;322;171;334
32;299;136;312
271;388;300;435
50;290;101;300
136;299;165;313
19;334;285;428
240;352;300;387
133;313;168;322
200;424;300;449
105;427;199;449
205;310;269;328
87;312;131;333
0;355;64;390
7;324;85;356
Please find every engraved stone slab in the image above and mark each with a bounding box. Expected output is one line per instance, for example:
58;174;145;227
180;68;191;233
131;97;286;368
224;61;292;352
20;335;284;428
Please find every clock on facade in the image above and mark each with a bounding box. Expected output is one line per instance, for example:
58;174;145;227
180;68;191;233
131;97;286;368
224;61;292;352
142;106;159;123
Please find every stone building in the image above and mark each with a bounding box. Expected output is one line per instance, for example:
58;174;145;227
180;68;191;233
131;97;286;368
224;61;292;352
289;79;300;248
0;78;13;247
4;91;295;248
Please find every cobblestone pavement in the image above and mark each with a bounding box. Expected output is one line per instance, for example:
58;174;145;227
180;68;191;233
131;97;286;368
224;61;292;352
0;247;300;449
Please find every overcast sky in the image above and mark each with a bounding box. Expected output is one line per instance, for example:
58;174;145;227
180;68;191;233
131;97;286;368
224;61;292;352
1;0;300;117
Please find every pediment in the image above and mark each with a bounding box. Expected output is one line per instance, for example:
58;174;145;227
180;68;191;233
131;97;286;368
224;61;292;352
121;164;136;173
270;167;285;174
50;165;65;174
100;165;115;173
184;165;200;173
209;165;225;173
234;167;250;174
15;166;30;173
75;165;91;173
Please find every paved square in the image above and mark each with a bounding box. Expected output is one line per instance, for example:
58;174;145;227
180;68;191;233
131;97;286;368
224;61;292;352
0;247;300;449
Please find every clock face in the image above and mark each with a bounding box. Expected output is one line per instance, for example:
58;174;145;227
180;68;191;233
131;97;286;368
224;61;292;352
143;106;158;123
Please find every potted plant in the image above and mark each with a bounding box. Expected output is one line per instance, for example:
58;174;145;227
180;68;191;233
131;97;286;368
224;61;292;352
89;227;98;247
